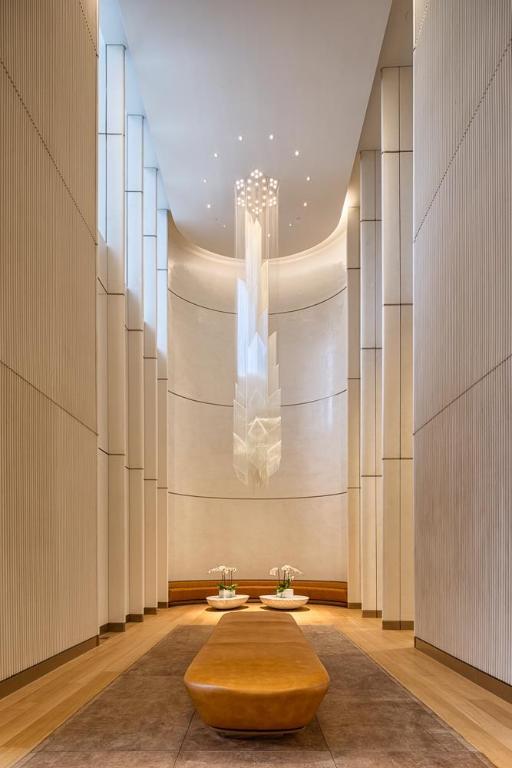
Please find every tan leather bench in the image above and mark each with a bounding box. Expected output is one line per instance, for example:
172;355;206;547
184;612;329;734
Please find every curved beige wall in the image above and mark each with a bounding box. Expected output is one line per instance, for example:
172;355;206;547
168;223;347;581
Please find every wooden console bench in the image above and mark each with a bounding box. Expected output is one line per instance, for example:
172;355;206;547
184;612;330;734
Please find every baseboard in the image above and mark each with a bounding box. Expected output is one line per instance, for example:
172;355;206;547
126;614;144;623
158;601;169;609
415;637;512;704
362;609;382;618
0;635;98;700
144;607;158;615
383;620;414;630
348;602;362;609
103;622;126;632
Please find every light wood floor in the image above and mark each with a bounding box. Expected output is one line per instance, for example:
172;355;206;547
1;604;512;767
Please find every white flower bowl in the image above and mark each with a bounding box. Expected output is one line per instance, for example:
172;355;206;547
259;594;309;610
206;594;250;610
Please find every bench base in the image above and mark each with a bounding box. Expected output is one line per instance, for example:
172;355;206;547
214;726;305;738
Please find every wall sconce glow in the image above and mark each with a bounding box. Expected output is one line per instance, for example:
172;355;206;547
233;169;281;486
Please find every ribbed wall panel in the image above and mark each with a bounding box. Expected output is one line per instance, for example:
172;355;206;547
0;71;96;432
415;360;512;683
0;367;97;679
415;43;512;428
0;1;98;679
0;0;97;236
414;1;512;682
414;0;512;232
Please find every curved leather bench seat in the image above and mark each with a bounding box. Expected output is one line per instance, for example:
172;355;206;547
169;579;347;605
184;612;330;733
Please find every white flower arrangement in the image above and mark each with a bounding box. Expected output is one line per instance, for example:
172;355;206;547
269;564;302;593
209;565;238;592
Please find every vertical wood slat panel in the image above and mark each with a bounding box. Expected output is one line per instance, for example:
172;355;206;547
381;67;414;626
126;114;145;617
104;43;128;625
360;150;383;615
346;206;361;606
97;239;108;627
414;0;512;682
157;210;169;604
143;166;158;610
0;1;98;680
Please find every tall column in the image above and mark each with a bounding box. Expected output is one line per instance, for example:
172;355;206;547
360;150;383;618
156;208;169;607
381;66;414;630
143;161;159;613
346;204;361;608
126;114;145;621
103;44;128;629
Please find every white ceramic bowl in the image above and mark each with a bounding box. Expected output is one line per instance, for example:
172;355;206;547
206;594;250;610
259;594;310;610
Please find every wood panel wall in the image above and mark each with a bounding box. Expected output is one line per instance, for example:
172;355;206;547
414;0;512;682
0;1;98;680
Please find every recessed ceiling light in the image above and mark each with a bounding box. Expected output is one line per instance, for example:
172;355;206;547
269;133;274;140
288;222;293;227
206;203;212;209
222;223;227;228
306;175;311;181
238;135;243;141
294;149;300;157
213;152;219;158
202;178;207;183
303;201;308;207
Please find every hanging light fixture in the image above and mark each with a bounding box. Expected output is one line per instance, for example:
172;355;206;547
233;170;281;486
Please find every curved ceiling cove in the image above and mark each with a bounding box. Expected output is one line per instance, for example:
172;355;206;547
117;0;391;256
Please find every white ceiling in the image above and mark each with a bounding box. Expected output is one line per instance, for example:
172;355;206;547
117;0;391;257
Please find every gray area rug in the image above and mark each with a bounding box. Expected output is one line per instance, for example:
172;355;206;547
17;623;495;767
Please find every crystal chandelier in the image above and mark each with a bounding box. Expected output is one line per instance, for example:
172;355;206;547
233;169;281;486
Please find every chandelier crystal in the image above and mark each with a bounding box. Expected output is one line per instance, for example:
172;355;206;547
233;169;281;486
